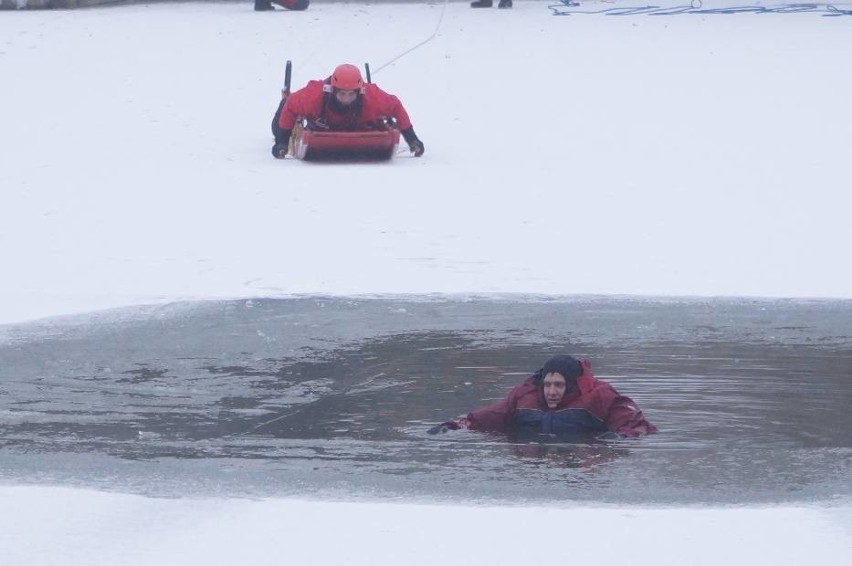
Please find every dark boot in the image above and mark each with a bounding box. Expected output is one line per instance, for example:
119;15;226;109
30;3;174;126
498;0;512;7
255;0;274;11
470;0;493;7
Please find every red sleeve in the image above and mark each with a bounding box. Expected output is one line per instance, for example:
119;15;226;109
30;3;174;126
466;398;513;432
579;363;657;437
278;81;324;130
601;389;658;437
465;378;537;432
364;85;413;131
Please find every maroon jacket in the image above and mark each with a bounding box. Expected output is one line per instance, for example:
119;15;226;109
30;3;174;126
454;359;657;437
277;79;414;132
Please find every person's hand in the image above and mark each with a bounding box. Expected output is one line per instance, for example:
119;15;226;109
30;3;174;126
427;421;460;435
272;142;288;159
400;127;425;157
408;138;425;157
427;423;450;435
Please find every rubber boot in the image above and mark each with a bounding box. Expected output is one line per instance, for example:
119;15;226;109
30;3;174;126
470;0;493;7
255;0;274;11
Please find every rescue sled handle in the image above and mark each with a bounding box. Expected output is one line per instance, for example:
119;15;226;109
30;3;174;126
284;60;292;95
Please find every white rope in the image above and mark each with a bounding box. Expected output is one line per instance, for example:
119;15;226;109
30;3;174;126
371;0;449;76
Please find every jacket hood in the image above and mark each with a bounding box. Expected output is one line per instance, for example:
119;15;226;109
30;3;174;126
533;354;586;383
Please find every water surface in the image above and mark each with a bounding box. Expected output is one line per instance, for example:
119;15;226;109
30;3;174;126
2;296;850;504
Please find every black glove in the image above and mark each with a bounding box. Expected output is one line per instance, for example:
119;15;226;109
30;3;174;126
427;423;450;435
272;129;292;159
427;421;461;435
272;142;288;159
408;139;425;157
401;127;425;157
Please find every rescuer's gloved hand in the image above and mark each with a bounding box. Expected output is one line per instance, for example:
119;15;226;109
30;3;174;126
272;130;291;159
408;138;425;157
272;142;288;159
401;127;425;157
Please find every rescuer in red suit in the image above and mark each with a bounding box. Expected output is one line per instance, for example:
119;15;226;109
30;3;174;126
271;63;425;159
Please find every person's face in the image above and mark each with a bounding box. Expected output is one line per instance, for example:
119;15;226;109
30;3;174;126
542;372;567;408
334;88;359;106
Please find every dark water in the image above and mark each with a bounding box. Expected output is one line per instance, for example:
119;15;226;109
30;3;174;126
1;296;850;505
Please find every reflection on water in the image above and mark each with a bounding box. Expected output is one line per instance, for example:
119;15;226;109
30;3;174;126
1;297;850;504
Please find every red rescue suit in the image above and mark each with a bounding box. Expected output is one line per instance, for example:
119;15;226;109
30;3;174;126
277;80;413;132
458;359;657;437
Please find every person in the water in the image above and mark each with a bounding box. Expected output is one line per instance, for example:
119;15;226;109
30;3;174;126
428;354;657;438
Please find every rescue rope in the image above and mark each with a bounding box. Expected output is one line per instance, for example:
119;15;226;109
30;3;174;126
550;0;852;16
371;0;450;76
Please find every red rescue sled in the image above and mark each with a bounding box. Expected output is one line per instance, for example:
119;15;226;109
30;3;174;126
274;60;401;162
290;120;401;161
